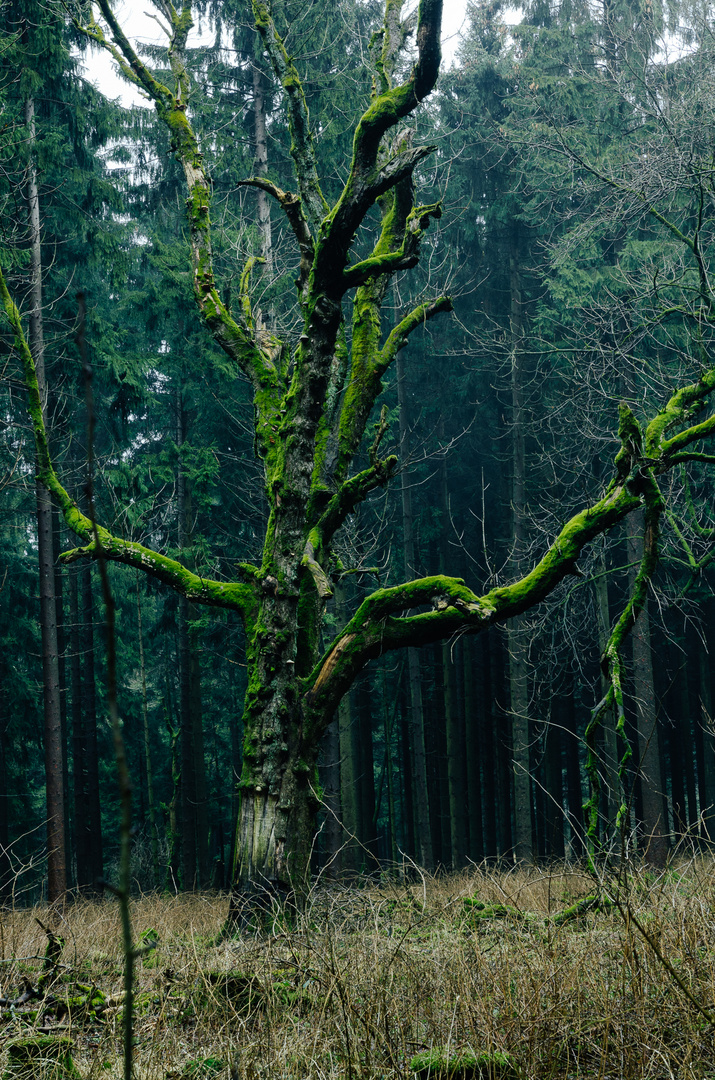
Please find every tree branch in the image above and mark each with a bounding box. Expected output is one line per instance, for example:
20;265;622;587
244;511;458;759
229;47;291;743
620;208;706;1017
236;178;314;297
647;367;715;457
304;472;643;728
1;262;256;621
334;294;452;481
75;0;285;458
251;0;328;232
380;294;453;367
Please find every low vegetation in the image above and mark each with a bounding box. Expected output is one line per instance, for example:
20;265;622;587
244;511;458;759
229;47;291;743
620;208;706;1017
2;861;715;1078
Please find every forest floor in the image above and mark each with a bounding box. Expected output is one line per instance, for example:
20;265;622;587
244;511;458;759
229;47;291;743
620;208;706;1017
1;859;715;1079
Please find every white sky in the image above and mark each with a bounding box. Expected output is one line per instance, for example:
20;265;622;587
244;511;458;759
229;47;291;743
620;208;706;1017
80;0;471;108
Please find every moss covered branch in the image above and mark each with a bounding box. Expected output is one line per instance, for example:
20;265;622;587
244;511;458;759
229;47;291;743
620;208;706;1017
1;263;256;621
335;295;452;482
79;0;284;459
303;405;662;730
645;368;715;457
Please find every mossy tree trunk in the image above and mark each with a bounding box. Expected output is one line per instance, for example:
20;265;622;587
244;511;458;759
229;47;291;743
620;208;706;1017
7;0;715;904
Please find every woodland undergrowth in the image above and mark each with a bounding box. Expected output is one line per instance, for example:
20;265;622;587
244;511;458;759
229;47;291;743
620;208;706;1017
2;860;715;1078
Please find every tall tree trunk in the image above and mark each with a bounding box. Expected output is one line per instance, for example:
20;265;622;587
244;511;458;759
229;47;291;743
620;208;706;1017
479;633;497;858
176;396;210;887
439;453;466;868
698;611;715;841
396;351;433;869
399;678;415;861
336;582;360;872
52;509;71;883
319;716;341;875
68;565;90;887
190;636;209;885
25;96;66;901
563;680;585;857
627;512;668;866
81;564;103;887
253;48;273;284
429;645;451;865
0;711;11;901
595;543;622;842
358;682;379;868
543;720;565;858
136;576;159;884
508;237;532;863
681;659;697;834
492;631;512;856
463;635;483;861
178;595;197;888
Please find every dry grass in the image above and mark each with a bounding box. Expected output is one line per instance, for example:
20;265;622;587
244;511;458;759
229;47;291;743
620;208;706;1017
2;859;715;1078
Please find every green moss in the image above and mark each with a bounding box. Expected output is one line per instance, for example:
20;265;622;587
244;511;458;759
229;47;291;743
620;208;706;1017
180;1059;224;1079
410;1049;521;1079
462;899;531;926
3;1036;81;1079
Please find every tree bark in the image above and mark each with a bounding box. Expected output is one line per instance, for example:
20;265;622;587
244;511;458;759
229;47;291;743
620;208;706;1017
252;48;273;287
543;721;565;858
439;453;466;868
136;576;160;884
397;350;433;869
68;565;90;887
463;635;483;861
0;711;11;901
595;543;622;841
81;563;103;887
480;633;497;858
319;716;341;874
25;96;66;902
627;512;668;866
336;581;359;872
508;236;532;864
698;613;715;841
